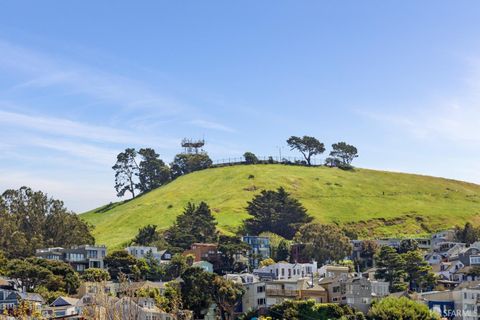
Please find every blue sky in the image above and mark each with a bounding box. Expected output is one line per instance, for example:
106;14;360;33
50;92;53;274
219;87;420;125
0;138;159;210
1;1;480;212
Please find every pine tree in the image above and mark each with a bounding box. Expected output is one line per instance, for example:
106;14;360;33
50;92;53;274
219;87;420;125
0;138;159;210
244;187;313;239
166;202;218;251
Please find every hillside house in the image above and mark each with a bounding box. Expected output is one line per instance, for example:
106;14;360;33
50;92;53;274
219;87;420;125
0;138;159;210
183;243;219;262
253;261;317;281
242;236;271;269
36;245;107;272
125;246;172;263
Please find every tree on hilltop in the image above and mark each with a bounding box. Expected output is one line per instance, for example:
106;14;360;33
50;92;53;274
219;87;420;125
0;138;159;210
243;152;259;164
170;153;212;178
327;142;358;168
138;148;171;192
287;136;325;166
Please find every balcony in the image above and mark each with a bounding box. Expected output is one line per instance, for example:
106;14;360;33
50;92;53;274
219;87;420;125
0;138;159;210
266;289;298;297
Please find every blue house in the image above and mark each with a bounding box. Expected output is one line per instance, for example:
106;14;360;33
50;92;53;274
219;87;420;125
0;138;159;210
242;235;271;268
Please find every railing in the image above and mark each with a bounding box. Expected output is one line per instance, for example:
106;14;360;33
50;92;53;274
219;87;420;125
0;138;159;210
266;289;299;297
211;156;325;167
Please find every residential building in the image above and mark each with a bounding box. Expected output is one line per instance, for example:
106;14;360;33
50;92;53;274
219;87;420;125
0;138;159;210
1;292;44;316
265;278;327;307
422;282;480;320
226;274;266;313
36;245;107;272
425;252;443;265
42;296;80;319
253;261;317;280
125;246;172;263
431;230;456;248
321;276;389;312
183;243;219;262
318;265;349;279
242;236;271;269
114;297;174;320
76;281;119;298
0;278;17;313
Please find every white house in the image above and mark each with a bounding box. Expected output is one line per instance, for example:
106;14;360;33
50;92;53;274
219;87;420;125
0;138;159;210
114;297;174;320
253;261;317;280
318;265;350;279
125;246;172;263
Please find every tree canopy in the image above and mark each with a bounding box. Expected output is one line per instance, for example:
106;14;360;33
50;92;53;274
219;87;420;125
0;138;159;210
294;223;352;264
243;187;313;239
112;148;140;198
286;136;325;166
369;297;440;320
5;257;80;294
170;153;213;178
113;147;170;198
80;268;111;282
328;142;358;168
138;148;171;192
243;152;259;164
0;187;94;258
165;202;218;251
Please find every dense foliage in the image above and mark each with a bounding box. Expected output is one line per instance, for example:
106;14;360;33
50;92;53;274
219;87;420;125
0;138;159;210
80;268;111;282
165;201;218;252
112;147;171;198
104;250;146;281
368;297;440;320
243;152;259;164
455;222;480;245
170;153;213;178
0;187;94;258
286;136;325;166
4;257;80;294
375;247;436;292
243;187;313;239
326;142;358;169
294;223;352;264
181;266;244;320
268;299;365;320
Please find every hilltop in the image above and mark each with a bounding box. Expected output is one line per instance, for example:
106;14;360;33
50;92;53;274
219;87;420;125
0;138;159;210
81;164;480;248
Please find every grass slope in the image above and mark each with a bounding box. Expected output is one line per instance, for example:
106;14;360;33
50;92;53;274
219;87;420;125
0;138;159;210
81;165;480;248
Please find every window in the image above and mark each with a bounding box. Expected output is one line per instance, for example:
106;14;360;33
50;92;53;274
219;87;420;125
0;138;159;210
257;298;266;306
76;264;85;272
87;250;98;259
257;286;265;293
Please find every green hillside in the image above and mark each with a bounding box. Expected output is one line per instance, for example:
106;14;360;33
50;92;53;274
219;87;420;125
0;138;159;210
81;164;480;248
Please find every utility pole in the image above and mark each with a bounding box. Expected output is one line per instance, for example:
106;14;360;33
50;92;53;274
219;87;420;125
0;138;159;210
276;146;284;162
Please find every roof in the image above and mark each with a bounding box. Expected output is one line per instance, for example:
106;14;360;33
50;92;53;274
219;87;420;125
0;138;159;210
192;243;217;247
16;292;44;303
51;296;80;307
127;281;167;291
455;266;474;274
0;278;11;287
454;280;480;290
320;265;349;271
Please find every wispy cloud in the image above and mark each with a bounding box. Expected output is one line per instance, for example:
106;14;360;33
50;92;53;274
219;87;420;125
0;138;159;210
0;108;139;144
188;119;236;133
361;56;480;146
0;39;187;114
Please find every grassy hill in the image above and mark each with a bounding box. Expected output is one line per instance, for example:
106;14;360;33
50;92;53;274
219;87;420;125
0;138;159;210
81;164;480;248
